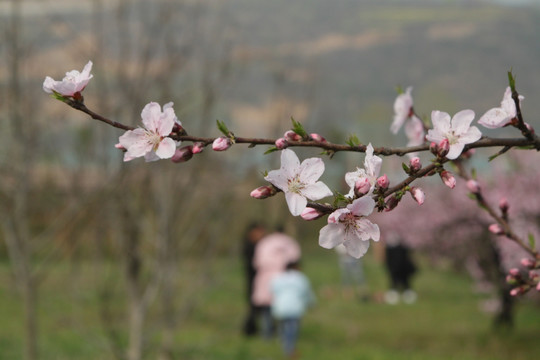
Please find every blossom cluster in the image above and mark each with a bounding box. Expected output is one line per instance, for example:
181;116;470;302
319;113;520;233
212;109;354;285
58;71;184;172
44;62;539;271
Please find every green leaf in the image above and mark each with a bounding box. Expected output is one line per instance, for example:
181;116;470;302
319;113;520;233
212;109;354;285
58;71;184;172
216;120;230;136
332;192;348;207
346;134;360;147
290;117;308;138
471;168;477;180
528;233;536;250
507;70;516;92
395;85;404;95
264;146;279;155
402;163;410;174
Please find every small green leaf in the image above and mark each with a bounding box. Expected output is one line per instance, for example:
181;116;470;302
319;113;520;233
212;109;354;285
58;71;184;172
402;163;410;174
332;192;348;207
346;134;360;147
471;168;477;180
260;170;269;177
290;117;308;138
528;233;536;250
507;70;516;92
264;146;279;155
216;120;230;136
395;85;404;94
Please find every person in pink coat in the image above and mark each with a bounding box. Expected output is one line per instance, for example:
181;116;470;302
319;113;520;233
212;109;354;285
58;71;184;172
251;229;301;338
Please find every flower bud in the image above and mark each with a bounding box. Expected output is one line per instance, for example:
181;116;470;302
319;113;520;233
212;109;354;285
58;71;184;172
509;287;523;297
376;174;389;189
440;171;456;189
284;130;302;142
509;268;520;277
438;139;450;158
499;197;509;213
300;207;325;221
275;137;289;149
537;282;540;292
466;179;480;194
192;142;205;154
250;185;277;199
115;143;126;151
520;258;535;268
310;133;327;143
506;274;517;285
384;196;399;212
171;145;193;163
528;271;539;281
212;136;231;151
172;122;184;134
488;223;504;235
429;142;438;155
354;178;371;197
409;157;422;172
410;187;425;205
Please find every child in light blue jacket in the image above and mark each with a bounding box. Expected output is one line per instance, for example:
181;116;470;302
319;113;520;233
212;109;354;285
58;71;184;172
271;261;316;358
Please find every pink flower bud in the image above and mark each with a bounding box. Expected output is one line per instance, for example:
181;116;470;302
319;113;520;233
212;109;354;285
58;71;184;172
499;197;509;213
440;171;456;189
172;122;184;134
192;142;205;154
509;268;520;277
506;274;517;285
537;282;540;292
275;137;289;149
250;185;277;199
384;196;399;212
429;142;438;155
115;143;126;151
438;139;450;158
212;136;231;151
528;271;539;281
376;174;389;189
509;287;521;297
300;207;325;221
466;179;480;194
284;130;302;142
354;178;371;197
410;187;425;205
310;133;327;143
520;258;535;268
409;157;422;172
488;223;504;235
171;145;193;163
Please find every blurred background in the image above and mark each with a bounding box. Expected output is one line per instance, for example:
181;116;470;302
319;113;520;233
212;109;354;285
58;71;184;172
1;0;540;359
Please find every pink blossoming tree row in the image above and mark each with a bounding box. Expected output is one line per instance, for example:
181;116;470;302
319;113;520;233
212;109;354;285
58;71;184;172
44;61;540;297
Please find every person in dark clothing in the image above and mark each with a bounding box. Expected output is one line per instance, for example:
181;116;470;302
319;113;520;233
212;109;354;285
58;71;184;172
384;233;417;304
241;222;267;336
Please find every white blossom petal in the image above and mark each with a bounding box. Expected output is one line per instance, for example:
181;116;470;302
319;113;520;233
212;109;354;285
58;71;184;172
319;223;345;249
155;137;176;159
301;181;333;200
299;157;325;183
285;192;308;216
347;197;376;217
280;149;301;178
451;109;475;135
343;238;370;259
478;108;510;129
141;102;162;132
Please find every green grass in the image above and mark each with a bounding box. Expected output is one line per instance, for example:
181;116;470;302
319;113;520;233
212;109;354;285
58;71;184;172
0;252;539;359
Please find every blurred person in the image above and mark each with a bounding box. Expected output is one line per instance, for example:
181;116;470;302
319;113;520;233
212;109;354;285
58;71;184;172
384;232;418;305
252;227;301;339
271;261;315;359
241;222;267;336
335;244;369;301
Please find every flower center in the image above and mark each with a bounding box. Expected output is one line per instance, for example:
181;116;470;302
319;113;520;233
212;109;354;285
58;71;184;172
446;132;459;145
288;175;305;194
146;130;163;150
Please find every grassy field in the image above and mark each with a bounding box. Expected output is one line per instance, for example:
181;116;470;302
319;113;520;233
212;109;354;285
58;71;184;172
1;251;539;360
